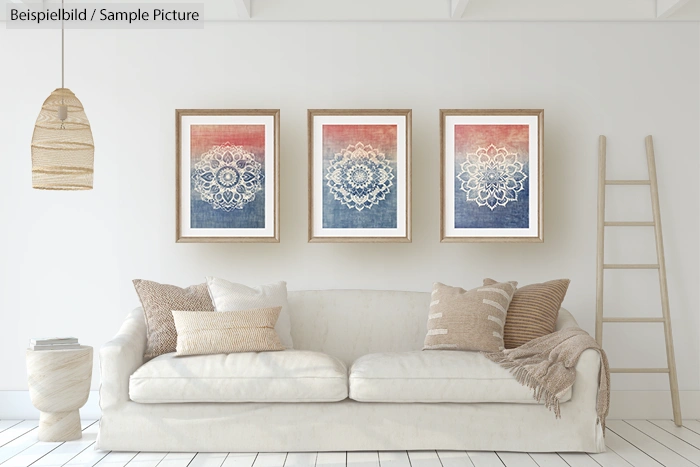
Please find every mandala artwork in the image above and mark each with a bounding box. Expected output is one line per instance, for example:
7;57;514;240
192;143;264;212
457;144;527;210
326;142;394;212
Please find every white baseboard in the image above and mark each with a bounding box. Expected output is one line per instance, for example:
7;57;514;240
0;390;101;420
0;390;697;420
608;390;700;420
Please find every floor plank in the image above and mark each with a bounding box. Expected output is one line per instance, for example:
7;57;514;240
157;452;197;467
0;421;22;433
1;439;62;467
0;424;41;464
604;429;663;467
682;420;700;436
221;453;258;467
0;421;38;448
284;452;317;467
347;452;379;467
496;452;538;467
125;452;168;467
5;421;99;467
407;451;441;467
608;419;696;467
377;451;410;467
437;451;475;467
527;453;568;467
588;448;635;467
316;452;346;467
93;451;138;467
32;435;97;466
63;444;110;467
467;452;505;467
189;453;229;467
651;419;700;449
556;453;600;467
253;453;288;467
626;419;700;465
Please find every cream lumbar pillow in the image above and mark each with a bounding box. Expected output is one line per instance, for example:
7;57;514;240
172;307;285;356
423;281;517;352
206;277;294;349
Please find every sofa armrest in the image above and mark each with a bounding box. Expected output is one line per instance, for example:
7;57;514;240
99;308;147;409
573;347;603;414
555;307;579;331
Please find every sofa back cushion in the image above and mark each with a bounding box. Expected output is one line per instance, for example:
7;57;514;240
127;292;579;367
287;290;431;366
207;278;294;349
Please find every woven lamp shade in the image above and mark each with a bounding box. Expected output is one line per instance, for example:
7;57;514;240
31;88;94;190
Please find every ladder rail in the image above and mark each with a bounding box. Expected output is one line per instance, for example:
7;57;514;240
595;135;606;345
645;135;682;426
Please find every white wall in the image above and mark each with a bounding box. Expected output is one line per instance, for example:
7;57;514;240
0;22;697;396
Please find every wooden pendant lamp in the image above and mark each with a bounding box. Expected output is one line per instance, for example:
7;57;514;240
31;2;94;190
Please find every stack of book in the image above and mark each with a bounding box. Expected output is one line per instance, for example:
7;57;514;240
29;337;80;351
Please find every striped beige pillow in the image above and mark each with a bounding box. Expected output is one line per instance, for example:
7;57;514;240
172;307;284;356
423;281;517;352
484;278;570;349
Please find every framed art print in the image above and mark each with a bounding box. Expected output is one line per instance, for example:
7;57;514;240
308;109;411;242
176;109;279;242
440;109;543;242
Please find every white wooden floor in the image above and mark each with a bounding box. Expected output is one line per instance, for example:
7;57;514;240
3;420;700;467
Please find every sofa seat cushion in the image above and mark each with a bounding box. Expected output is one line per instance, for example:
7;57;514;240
349;351;572;404
130;350;348;403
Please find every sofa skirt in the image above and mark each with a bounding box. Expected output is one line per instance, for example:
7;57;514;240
97;398;605;453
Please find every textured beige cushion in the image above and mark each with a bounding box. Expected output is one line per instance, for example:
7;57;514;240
172;307;284;356
133;280;214;359
484;278;571;349
423;281;517;352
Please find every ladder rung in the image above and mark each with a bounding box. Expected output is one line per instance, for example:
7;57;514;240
603;317;665;323
610;368;669;374
605;180;651;185
604;264;660;269
604;221;655;227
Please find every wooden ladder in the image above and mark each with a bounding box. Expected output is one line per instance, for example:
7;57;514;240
596;135;681;426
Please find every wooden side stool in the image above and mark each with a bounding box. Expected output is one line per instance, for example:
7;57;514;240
26;346;93;441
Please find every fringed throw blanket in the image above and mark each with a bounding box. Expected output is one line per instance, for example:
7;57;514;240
483;327;610;431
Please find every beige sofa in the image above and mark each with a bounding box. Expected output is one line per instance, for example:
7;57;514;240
97;290;605;453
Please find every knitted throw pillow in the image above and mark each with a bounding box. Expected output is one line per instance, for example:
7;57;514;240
484;278;571;349
133;279;215;359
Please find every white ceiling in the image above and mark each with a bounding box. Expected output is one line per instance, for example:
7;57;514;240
2;0;700;22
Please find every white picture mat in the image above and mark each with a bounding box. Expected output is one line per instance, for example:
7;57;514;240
180;115;275;238
443;115;539;238
312;115;408;238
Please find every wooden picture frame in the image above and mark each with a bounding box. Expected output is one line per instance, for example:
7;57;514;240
440;109;544;243
308;109;412;243
176;109;280;243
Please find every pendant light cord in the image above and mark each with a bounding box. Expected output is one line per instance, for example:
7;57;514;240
61;0;64;88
